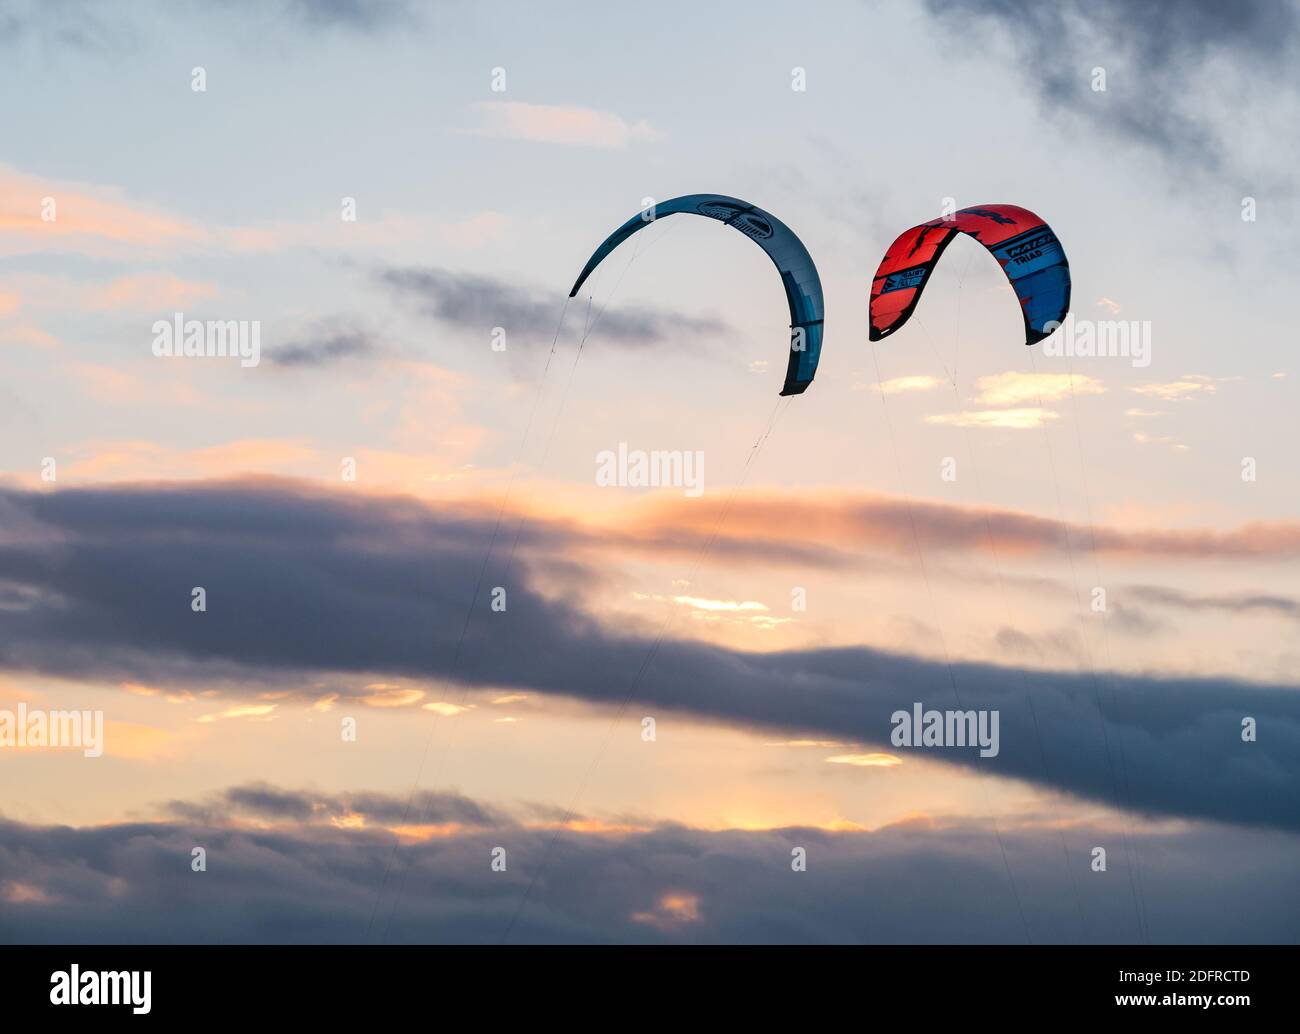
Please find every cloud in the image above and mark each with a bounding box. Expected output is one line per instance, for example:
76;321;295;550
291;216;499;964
0;0;131;52
197;703;277;723
464;101;663;150
1131;376;1222;401
2;788;1299;942
871;375;944;395
1132;431;1188;450
79;273;218;311
379;266;726;347
1;479;1298;833
825;753;902;768
423;700;473;716
921;0;1300;181
0;163;206;257
0;0;417;52
359;686;424;708
0;162;506;260
626;490;1300;563
269;328;379;367
925;408;1059;429
273;0;416;31
971;371;1104;407
1126;584;1300;623
164;782;503;829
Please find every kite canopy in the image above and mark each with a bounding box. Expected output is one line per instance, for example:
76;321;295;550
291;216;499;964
869;204;1071;345
569;194;824;396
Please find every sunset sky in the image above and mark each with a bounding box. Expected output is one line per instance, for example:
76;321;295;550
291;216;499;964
1;0;1298;943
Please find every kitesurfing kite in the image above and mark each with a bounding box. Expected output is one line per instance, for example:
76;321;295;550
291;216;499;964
869;204;1071;345
569;194;825;396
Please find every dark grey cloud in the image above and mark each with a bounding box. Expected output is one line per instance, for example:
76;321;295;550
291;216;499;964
164;783;504;828
0;479;1297;833
994;625;1086;665
275;0;415;31
268;328;379;367
0;0;416;51
0;0;130;52
922;0;1299;179
379;266;728;348
1127;584;1300;622
2;791;1298;943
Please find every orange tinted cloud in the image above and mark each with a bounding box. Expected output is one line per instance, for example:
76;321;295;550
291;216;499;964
103;720;189;761
0;163;206;256
925;407;1059;429
0;162;506;259
360;686;425;708
631;892;701;927
80;273;218;311
826;752;904;768
619;489;1300;563
198;704;277;723
970;371;1104;406
55;438;322;482
466;101;662;149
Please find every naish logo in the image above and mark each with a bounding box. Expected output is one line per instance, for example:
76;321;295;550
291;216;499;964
50;966;151;1014
884;265;926;292
1004;231;1057;263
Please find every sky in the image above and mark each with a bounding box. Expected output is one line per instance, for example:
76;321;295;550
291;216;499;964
0;0;1298;944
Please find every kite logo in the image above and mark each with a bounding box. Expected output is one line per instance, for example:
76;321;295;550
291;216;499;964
731;213;774;239
961;207;1016;225
697;202;774;239
998;230;1060;269
1003;231;1058;265
883;266;927;293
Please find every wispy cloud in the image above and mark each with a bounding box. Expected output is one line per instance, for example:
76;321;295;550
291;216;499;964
826;753;903;768
1127;584;1300;622
0;162;205;257
1131;375;1224;401
465;101;663;150
379;266;726;347
971;371;1104;406
269;327;380;367
0;162;507;260
870;374;945;395
624;488;1300;564
922;0;1300;182
926;407;1059;429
